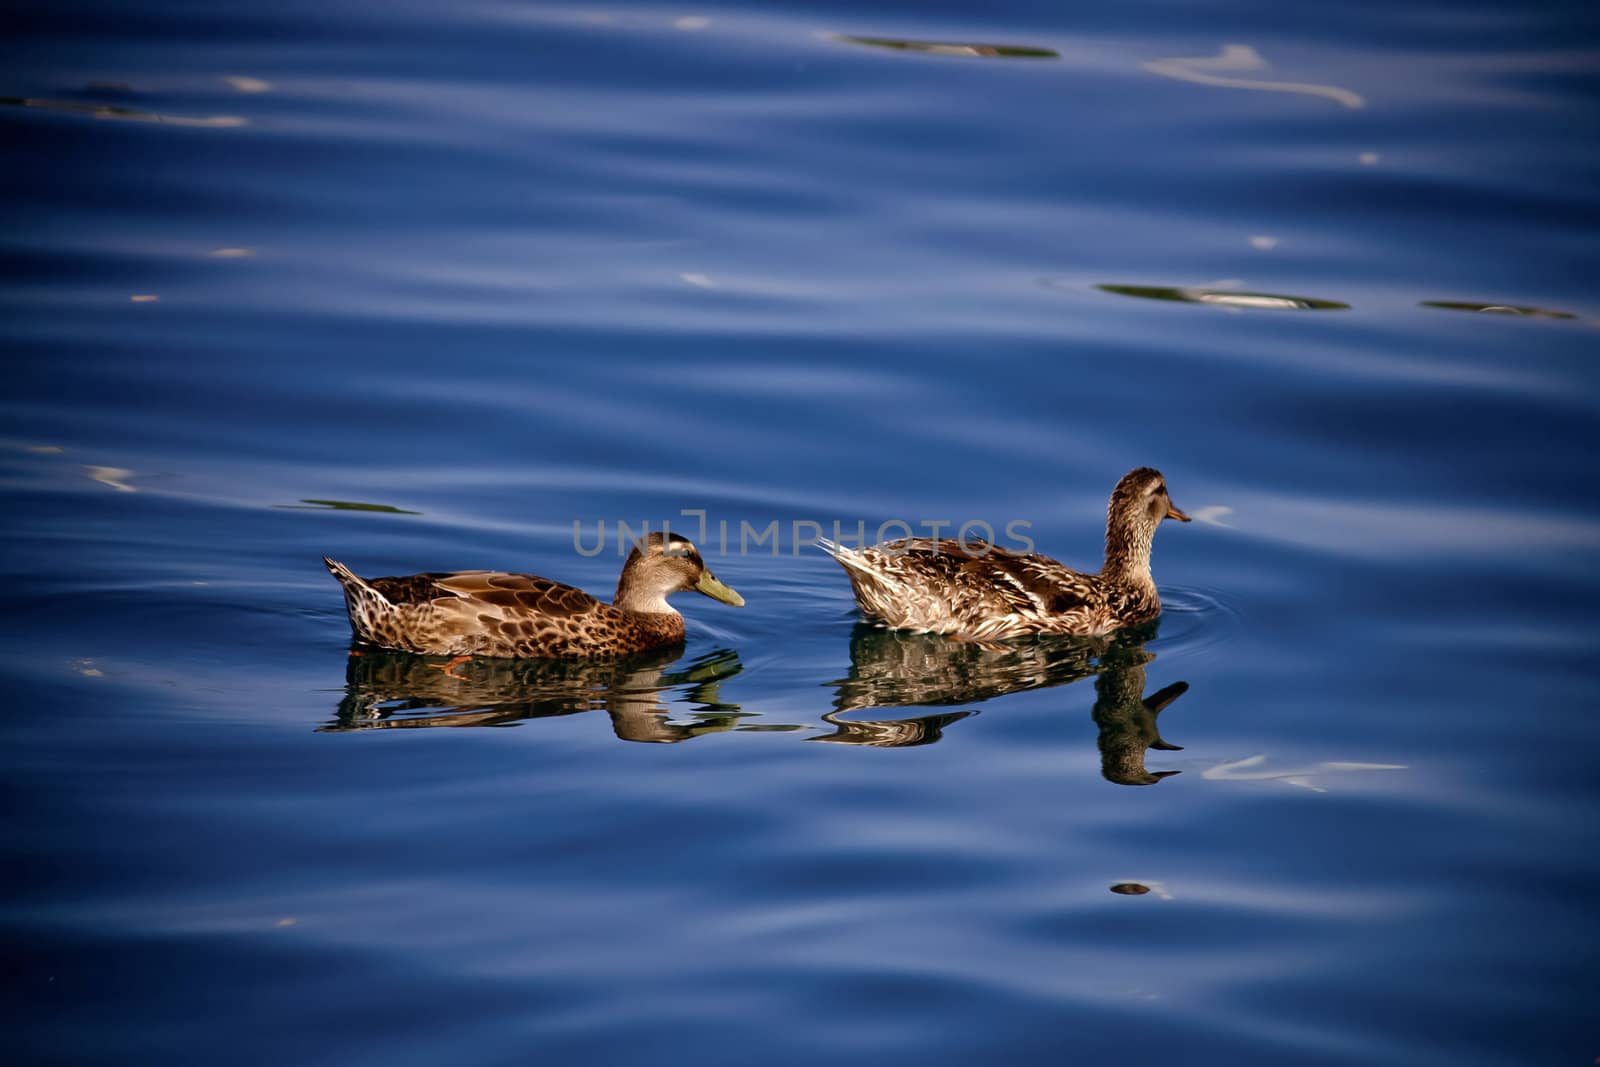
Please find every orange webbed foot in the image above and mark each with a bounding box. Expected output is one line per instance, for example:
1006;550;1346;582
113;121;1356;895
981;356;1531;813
426;654;473;680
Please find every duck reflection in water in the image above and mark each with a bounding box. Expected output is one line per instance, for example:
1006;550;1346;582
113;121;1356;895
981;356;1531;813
1090;637;1187;785
828;620;1187;780
323;645;764;744
811;707;975;748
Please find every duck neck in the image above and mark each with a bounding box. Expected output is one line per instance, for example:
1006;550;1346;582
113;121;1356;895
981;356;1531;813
613;576;681;617
1102;516;1156;594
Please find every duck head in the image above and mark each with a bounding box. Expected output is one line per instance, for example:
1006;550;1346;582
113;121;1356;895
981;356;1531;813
1103;467;1189;580
614;532;745;614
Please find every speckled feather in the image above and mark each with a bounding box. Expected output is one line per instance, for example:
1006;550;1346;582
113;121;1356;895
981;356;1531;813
821;467;1189;640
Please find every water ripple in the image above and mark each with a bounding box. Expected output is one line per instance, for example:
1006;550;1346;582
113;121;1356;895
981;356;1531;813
1155;585;1242;659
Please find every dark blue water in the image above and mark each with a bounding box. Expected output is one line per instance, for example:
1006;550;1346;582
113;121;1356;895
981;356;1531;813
5;2;1598;1063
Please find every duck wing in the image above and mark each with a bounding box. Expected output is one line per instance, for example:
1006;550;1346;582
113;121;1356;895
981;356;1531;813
973;552;1098;616
864;537;1100;620
884;539;1096;617
372;571;602;616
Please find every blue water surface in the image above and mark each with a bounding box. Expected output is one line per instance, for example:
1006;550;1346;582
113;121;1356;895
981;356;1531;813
4;2;1598;1064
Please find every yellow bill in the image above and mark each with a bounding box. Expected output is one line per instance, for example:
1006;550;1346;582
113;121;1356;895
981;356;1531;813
695;571;745;607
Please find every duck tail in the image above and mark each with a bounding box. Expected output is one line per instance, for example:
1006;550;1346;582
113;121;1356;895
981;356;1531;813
323;557;393;645
816;538;878;577
323;556;387;602
816;538;873;564
816;540;903;622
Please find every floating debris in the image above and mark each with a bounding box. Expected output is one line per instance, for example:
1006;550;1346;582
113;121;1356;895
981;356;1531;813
1203;754;1406;793
1420;301;1576;320
1097;284;1349;310
130;294;160;303
277;499;422;514
0;96;248;127
1144;44;1364;109
832;34;1058;60
85;465;137;492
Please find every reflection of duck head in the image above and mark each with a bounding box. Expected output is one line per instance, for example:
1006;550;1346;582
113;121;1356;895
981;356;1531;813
324;646;745;743
1091;640;1186;786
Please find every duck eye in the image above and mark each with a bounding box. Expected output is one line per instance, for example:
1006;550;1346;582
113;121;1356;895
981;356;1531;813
1153;484;1166;496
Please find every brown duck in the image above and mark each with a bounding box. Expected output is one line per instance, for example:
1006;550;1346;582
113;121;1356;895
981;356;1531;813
820;467;1190;640
325;532;744;659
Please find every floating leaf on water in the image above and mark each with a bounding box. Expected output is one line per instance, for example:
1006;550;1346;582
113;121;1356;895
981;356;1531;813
1109;881;1175;899
85;465;137;492
1202;754;1406;793
1420;301;1576;320
1096;284;1349;310
1143;44;1365;109
278;499;422;514
832;35;1058;59
0;96;248;127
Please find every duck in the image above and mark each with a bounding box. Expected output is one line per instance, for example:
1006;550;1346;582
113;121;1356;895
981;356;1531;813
820;467;1189;640
324;532;744;659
